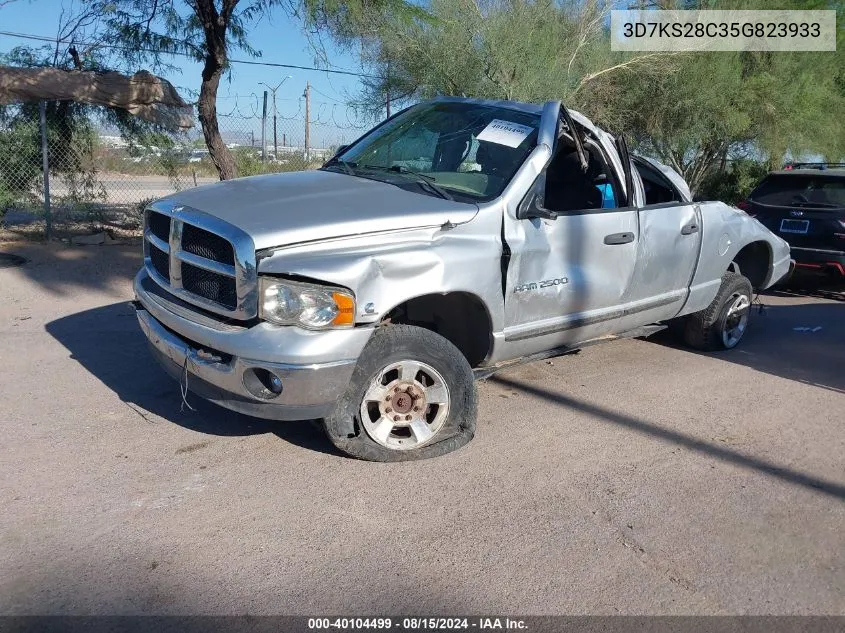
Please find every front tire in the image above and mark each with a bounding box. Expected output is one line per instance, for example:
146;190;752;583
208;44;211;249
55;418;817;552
323;325;477;462
682;271;753;351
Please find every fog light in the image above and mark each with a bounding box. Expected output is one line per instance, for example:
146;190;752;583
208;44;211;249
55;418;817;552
269;374;283;392
243;367;283;400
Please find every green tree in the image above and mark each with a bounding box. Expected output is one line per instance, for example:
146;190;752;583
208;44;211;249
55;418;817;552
355;0;676;116
615;0;845;192
83;0;427;180
355;0;845;195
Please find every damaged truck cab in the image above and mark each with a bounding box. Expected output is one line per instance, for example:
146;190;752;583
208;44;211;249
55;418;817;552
134;97;793;461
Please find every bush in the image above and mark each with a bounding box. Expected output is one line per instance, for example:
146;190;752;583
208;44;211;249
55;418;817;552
0;114;42;218
233;147;312;176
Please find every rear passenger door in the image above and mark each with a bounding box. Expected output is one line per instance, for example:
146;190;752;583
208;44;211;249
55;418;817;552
622;156;703;323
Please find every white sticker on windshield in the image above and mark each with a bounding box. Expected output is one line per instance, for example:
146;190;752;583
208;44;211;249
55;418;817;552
476;119;534;148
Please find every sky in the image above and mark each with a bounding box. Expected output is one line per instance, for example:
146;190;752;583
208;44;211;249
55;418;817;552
0;0;381;146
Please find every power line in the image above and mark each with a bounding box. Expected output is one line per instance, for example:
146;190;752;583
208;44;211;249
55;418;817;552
232;58;375;78
309;85;348;104
0;29;379;78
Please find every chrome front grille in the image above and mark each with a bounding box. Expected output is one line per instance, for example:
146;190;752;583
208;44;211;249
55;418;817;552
181;260;238;309
148;242;170;281
147;211;171;243
143;202;258;319
181;223;235;265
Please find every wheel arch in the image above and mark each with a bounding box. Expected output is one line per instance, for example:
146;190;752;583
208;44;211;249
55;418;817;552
731;240;772;290
381;292;493;368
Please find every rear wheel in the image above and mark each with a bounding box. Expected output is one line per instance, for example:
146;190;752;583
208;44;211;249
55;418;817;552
682;272;753;351
323;324;477;461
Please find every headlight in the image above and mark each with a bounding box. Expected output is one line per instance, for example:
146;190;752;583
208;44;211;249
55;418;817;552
259;278;355;329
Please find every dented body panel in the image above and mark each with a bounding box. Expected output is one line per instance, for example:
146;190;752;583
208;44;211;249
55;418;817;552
686;200;792;313
133;96;792;421
257;208;507;334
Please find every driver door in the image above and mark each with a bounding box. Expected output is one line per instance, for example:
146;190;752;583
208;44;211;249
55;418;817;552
501;111;640;353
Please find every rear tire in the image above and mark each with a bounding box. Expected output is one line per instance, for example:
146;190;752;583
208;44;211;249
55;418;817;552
682;272;753;351
323;324;477;462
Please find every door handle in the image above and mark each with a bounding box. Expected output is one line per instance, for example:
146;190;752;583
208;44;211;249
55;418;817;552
604;232;635;245
681;222;699;235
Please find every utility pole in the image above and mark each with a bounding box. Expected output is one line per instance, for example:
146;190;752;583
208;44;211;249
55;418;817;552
259;75;292;159
304;81;311;164
261;91;268;162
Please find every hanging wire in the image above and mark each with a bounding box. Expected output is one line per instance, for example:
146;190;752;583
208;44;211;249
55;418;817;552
179;357;196;413
310;85;348;105
0;30;380;78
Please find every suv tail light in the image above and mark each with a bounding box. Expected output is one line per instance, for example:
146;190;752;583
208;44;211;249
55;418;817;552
736;200;755;217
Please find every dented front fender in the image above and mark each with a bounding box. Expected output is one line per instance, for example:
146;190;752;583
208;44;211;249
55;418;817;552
256;209;506;331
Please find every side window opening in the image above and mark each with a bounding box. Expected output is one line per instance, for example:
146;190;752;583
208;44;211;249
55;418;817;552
542;139;620;212
634;159;682;205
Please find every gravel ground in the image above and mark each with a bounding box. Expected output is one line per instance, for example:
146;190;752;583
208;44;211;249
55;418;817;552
0;242;843;615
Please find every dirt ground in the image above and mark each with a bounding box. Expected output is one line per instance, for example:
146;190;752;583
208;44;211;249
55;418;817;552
0;242;843;615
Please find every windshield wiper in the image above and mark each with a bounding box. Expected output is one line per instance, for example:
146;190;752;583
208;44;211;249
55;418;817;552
361;164;455;201
321;157;357;176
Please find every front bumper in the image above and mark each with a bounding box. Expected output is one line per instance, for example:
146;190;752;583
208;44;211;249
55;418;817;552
134;269;374;421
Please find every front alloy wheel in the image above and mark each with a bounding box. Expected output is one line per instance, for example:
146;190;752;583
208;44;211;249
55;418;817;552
360;360;450;450
323;324;477;462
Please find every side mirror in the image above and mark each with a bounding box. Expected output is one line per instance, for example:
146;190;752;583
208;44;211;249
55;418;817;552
517;174;559;220
518;193;558;221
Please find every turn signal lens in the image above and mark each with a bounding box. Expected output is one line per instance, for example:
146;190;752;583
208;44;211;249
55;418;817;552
331;292;356;326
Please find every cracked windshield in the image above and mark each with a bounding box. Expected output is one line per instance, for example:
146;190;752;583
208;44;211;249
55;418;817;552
331;102;539;202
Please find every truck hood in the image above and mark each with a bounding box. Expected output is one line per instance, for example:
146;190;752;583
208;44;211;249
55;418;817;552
158;170;479;250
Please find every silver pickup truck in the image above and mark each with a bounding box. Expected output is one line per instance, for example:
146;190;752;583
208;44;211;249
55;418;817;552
134;97;792;461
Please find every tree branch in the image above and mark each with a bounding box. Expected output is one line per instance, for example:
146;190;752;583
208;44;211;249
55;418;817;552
567;0;605;80
221;0;240;25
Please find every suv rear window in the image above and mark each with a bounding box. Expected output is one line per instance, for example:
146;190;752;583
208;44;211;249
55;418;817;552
751;174;845;207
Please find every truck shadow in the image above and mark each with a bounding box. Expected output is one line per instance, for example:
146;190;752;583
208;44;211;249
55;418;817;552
651;296;845;394
45;302;342;457
491;374;845;502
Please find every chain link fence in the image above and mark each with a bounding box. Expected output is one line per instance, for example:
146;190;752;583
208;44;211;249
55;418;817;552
0;101;375;240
